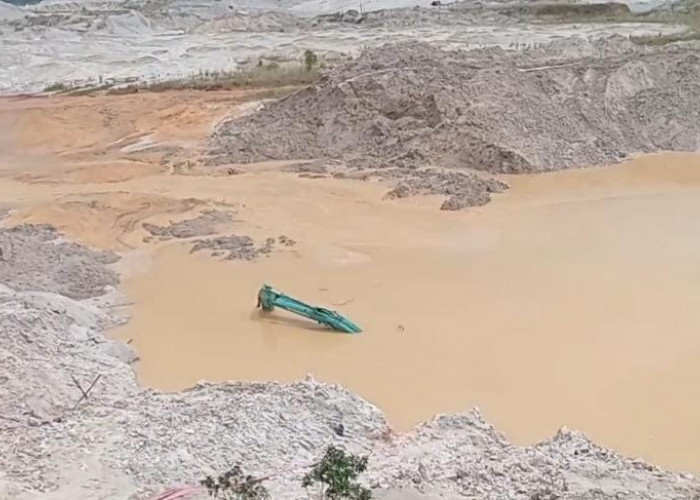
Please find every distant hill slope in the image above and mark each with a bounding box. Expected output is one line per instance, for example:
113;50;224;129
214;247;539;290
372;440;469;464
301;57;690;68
1;0;42;5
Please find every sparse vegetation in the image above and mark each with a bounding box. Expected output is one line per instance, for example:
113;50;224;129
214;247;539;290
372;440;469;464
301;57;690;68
201;465;270;500
302;445;372;500
42;77;116;95
201;447;372;500
107;62;320;95
43;81;70;92
39;51;327;97
304;49;319;72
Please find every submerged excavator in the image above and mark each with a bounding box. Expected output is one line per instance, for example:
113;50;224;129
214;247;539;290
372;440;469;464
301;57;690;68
256;284;362;333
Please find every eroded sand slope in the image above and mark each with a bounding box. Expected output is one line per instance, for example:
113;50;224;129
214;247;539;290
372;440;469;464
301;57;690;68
211;39;700;173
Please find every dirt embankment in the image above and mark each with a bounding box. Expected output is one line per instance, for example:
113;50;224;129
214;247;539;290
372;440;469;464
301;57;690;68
0;224;119;299
210;37;700;182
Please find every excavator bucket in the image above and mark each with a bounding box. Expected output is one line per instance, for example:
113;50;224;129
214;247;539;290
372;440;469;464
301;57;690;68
257;284;362;333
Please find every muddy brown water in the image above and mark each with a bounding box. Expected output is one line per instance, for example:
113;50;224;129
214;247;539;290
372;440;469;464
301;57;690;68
107;153;700;473
3;94;700;473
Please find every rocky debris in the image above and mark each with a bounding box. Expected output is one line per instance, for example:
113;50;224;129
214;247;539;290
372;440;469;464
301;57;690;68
142;210;235;242
141;211;296;259
0;224;119;300
190;234;296;260
278;234;296;246
0;286;134;429
381;169;509;209
210;38;700;183
370;411;700;499
190;234;273;260
1;375;387;500
3;365;699;500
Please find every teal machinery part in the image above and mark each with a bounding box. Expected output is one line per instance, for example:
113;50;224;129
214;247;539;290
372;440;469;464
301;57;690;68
257;284;362;333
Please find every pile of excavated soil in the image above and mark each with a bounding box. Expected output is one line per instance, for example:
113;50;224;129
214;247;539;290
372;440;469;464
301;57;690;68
140;210;296;259
0;224;119;299
210;37;700;179
378;168;509;210
1;224;700;499
0;285;137;429
142;209;235;241
0;224;131;429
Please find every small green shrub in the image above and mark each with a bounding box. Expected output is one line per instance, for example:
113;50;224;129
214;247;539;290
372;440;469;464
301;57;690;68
44;81;69;92
201;465;270;500
304;49;319;72
302;445;372;500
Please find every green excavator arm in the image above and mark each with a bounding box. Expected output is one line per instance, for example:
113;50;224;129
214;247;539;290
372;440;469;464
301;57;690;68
257;284;362;333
